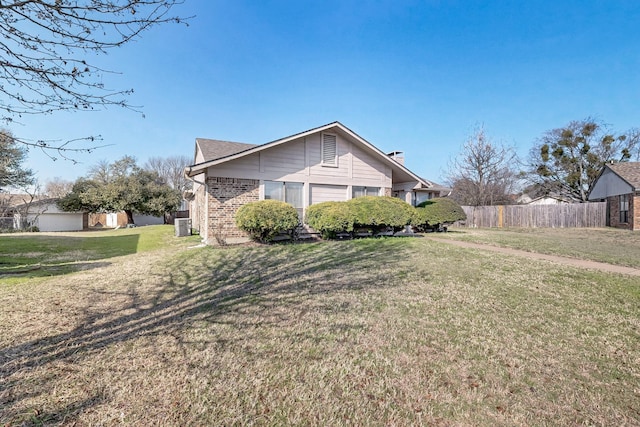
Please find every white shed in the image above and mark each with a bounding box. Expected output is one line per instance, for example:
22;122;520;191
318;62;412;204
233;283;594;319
14;199;86;232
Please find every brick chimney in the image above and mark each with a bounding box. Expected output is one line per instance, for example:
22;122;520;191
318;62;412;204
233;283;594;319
387;151;405;165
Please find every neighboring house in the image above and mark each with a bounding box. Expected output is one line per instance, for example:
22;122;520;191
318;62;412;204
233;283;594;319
0;193;28;229
518;194;572;205
12;198;87;232
588;162;640;231
185;121;449;244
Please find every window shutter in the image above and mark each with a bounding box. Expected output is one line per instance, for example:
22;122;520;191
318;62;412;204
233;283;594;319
322;133;337;165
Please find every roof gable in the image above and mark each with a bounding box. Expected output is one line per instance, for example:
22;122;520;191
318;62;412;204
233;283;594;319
588;162;640;200
187;122;432;188
195;139;258;163
608;162;640;189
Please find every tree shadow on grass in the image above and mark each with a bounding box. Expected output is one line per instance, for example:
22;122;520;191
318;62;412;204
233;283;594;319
0;233;140;279
0;238;419;424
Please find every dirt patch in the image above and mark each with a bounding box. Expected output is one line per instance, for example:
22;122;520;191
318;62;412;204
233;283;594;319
427;236;640;276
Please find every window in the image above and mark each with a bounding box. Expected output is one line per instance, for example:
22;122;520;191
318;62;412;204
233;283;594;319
264;181;304;218
620;194;630;223
264;181;284;201
415;192;432;206
321;133;337;166
352;186;380;198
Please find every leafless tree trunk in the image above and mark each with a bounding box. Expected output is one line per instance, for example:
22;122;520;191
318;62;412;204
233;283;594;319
44;177;75;198
145;155;192;192
446;125;519;206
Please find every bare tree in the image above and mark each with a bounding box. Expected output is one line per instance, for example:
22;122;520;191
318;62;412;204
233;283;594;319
445;125;519;206
1;183;45;231
0;1;188;159
88;159;112;183
145;155;192;192
525;118;640;202
44;177;75;198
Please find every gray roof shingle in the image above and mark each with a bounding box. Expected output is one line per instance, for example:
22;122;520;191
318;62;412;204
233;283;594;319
195;139;258;163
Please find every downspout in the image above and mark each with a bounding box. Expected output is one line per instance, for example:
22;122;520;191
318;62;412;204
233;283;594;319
184;167;208;243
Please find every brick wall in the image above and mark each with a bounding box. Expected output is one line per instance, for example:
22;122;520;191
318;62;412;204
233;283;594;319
633;194;639;231
206;177;259;244
607;194;637;231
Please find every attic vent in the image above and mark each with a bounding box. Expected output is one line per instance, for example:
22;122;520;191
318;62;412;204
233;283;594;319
321;133;337;166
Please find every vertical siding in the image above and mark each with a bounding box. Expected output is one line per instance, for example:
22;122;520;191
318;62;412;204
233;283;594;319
589;168;634;200
205;153;260;178
351;144;387;182
308;133;349;178
262;138;306;173
203;132;392;187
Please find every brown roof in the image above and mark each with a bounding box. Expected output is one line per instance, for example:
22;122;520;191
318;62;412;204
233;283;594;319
608;162;640;190
195;139;258;163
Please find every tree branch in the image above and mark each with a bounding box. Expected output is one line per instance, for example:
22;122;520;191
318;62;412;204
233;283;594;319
0;0;190;158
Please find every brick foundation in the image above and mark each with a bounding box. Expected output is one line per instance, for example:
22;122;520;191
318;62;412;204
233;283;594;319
206;177;259;244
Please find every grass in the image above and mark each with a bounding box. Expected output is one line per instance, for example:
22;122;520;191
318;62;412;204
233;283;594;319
439;227;640;268
0;225;200;283
1;228;639;425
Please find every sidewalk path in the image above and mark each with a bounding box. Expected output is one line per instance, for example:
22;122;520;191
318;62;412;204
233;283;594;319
426;237;640;277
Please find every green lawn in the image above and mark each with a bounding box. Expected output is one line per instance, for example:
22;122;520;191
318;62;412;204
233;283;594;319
1;228;639;425
0;225;199;283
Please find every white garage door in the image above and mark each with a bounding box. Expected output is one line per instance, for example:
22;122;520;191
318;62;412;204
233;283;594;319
37;213;83;232
310;184;348;205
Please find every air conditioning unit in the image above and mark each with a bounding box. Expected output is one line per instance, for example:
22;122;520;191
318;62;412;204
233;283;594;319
175;218;192;237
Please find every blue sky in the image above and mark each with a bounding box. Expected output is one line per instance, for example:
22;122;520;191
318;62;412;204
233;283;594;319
18;0;640;186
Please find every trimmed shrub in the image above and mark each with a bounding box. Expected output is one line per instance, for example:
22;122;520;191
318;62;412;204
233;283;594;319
306;201;357;239
307;196;416;238
349;196;415;232
413;197;466;231
235;200;300;243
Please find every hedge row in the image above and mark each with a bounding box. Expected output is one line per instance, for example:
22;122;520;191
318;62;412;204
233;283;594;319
413;198;468;232
308;196;466;239
306;196;413;238
235;197;466;242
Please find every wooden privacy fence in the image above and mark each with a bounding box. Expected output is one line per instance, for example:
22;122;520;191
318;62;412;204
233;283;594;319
458;202;607;229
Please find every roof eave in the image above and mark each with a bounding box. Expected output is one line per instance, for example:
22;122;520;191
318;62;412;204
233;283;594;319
334;123;431;188
186;122;346;177
186;121;432;187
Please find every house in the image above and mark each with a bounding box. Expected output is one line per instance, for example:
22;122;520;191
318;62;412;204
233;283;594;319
11;198;87;232
588;162;640;230
517;194;572;205
185;121;449;244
